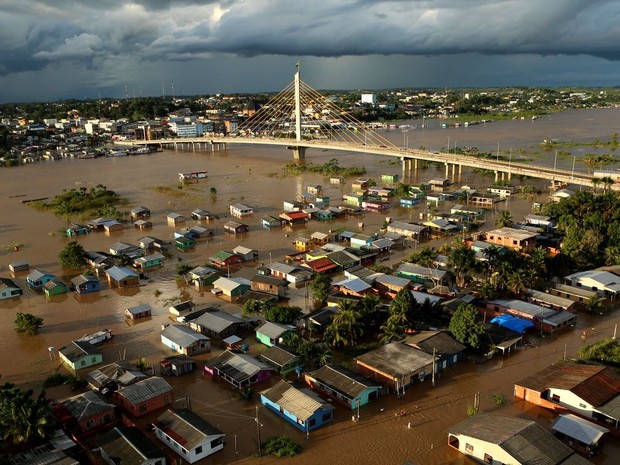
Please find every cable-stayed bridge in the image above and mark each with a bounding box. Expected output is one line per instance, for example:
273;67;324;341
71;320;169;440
115;68;596;189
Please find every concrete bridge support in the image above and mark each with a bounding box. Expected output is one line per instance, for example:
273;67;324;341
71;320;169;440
292;147;306;160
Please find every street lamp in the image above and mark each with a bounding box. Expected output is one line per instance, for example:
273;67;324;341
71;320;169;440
554;150;558;170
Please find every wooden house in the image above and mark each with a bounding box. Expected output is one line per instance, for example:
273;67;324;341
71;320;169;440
85;251;116;272
0;278;22;300
188;311;246;340
87;217;113;231
159;355;196;377
114;377;173;418
169;300;196;318
404;331;466;372
279;211;310;226
188;266;220;287
52;391;118;438
352;178;371;190
330;176;345;184
71;274;101;294
307;184;323;195
83;361;147;393
251;275;289;298
372;274;411;298
98;426;166;465
204;351;274;388
303;257;338;275
138;236;168;253
304;364;382;410
256;321;296;347
262;215;284;228
283;200;304;212
212;276;251;298
160;324;211;356
167;212;185;226
154;409;225;463
387;221;428;241
26;269;56;289
230;203;253;218
294;236;312;251
44;280;68;297
223;220;249;234
333;277;372;297
110;241;144;259
105;266;140;288
175;236;195;250
125;303;152;320
315;209;335;221
133;219;152;230
381;173;399;184
260;380;335;432
130;206;151;220
233;245;259;261
133;252;165;271
191;208;216;221
8;260;29;273
209;251;243;268
355;342;435;391
447;413;590;465
258;346;300;376
515;361;620;433
103;220;124;233
59;340;103;371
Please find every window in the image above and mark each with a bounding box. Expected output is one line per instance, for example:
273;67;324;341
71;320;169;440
465;443;474;453
484;453;493;463
552;394;560;402
195;446;203;454
80;361;85;366
139;404;147;413
309;419;316;427
579;403;587;408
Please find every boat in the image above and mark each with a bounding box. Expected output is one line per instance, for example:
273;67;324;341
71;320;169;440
107;150;128;157
77;329;113;345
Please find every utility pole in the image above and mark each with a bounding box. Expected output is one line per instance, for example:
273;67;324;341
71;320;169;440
432;347;436;387
255;406;262;457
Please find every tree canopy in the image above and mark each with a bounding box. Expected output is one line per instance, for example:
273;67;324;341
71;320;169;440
14;313;44;336
0;384;54;445
58;240;87;269
449;303;485;349
308;273;332;304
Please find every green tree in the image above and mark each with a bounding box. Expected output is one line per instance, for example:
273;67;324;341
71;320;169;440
324;300;364;348
380;311;409;343
308;273;332;304
0;384;54;445
242;299;266;317
495;210;513;228
584;294;605;315
264;305;303;325
448;244;478;288
58;240;87;269
15;313;44;336
449;303;485;349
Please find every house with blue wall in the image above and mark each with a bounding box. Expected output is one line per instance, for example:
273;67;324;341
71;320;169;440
71;274;101;294
26;270;56;289
59;340;103;371
133;253;165;271
304;364;382;410
260;380;334;432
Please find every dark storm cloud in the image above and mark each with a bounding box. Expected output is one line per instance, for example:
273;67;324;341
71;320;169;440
2;0;620;102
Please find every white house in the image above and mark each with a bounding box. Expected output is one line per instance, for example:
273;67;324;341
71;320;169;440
564;270;620;297
154;408;224;463
448;413;591;465
230;203;253;218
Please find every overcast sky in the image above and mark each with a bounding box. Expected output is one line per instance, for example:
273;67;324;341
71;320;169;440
2;0;620;103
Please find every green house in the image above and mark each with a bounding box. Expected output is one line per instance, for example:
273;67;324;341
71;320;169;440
258;346;300;376
175;236;195;250
133;253;165;271
44;280;68;297
381;174;400;184
256;321;296;347
59;341;103;371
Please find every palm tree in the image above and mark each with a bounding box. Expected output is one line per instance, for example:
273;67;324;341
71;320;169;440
506;269;531;295
358;293;383;329
324;300;364;348
481;245;503;277
380;312;409;344
584;294;605;315
526;247;548;286
448;245;478;288
495;210;513;228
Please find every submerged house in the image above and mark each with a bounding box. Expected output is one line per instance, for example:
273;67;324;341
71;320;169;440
58;340;103;371
98;426;166;465
304;364;382;410
26;269;56;289
223;221;249;234
154;409;225;463
130;206;151;220
160;324;211;356
105;266;140;288
44;280;68;297
260;380;335;432
52;391;118;438
256;321;296;347
204;351;274;388
0;278;22;300
114;377;174;418
71;274;101;294
258;346;300;376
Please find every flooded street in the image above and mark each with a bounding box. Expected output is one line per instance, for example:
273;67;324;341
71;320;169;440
1;107;620;464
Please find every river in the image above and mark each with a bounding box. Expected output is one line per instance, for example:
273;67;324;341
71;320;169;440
0;107;619;464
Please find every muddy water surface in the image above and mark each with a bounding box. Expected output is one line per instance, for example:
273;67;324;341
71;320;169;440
1;108;620;465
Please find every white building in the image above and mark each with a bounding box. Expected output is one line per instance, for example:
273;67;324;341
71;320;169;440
154;409;224;463
361;93;377;106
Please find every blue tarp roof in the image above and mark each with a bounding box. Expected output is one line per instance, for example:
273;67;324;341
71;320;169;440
490;314;534;334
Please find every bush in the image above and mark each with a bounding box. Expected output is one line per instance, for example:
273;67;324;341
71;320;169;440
59;241;87;269
262;436;303;457
43;373;70;388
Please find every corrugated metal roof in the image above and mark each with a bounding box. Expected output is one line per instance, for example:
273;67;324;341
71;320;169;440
551;414;609;446
156;408;223;450
404;331;465;357
161;325;208;347
257;321;294;339
116;377;172;405
60;391;114;421
308;364;380;399
259;346;298;367
98;426;165;464
193;311;243;334
261;380;333;421
516;361;611;398
355;343;434;377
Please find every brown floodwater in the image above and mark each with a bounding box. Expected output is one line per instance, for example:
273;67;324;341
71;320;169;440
1;108;620;464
